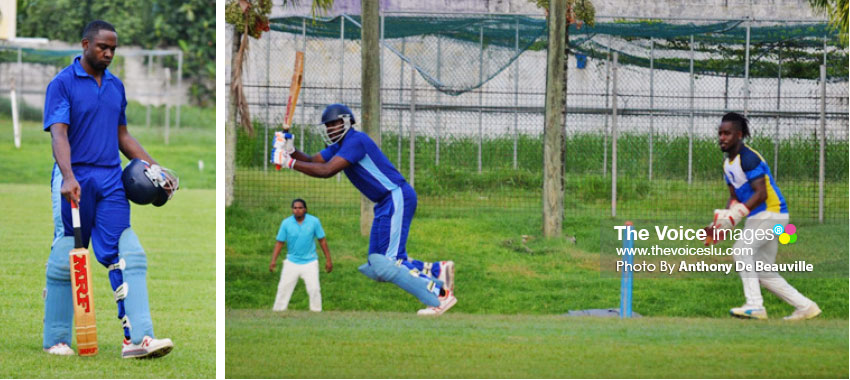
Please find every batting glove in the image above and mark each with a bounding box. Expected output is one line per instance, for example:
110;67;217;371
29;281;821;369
273;131;296;155
271;148;296;169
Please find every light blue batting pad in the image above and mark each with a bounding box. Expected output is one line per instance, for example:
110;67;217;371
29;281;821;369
43;236;74;349
367;254;440;307
51;164;64;245
119;228;154;343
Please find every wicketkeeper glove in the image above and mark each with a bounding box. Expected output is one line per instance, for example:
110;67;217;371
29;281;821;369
711;200;750;230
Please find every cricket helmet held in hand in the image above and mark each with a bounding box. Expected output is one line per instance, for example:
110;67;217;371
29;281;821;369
319;103;355;145
122;159;179;207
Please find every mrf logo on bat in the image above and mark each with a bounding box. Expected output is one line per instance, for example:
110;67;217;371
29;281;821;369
72;254;92;313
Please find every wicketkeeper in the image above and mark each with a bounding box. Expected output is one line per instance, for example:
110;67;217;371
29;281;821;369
708;112;820;321
42;20;177;358
272;104;457;316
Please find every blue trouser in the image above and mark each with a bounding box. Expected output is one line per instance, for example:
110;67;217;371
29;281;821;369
44;164;155;348
358;183;442;307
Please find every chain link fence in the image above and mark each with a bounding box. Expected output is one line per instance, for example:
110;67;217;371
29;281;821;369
0;45;185;132
227;13;848;226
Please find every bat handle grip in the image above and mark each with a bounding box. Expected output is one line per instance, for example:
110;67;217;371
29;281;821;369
70;200;83;248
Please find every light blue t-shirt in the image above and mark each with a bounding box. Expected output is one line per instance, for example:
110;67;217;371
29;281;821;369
276;214;325;264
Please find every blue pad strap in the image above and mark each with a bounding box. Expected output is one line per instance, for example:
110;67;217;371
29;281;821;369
119;228;154;343
43;236;74;349
367;254;441;307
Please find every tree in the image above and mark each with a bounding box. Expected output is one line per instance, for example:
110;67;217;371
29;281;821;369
16;0;216;106
808;0;849;45
224;0;333;206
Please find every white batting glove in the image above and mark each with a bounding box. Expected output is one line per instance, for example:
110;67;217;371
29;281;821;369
271;148;296;169
273;131;296;155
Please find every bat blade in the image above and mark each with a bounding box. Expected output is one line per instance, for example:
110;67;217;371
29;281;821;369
70;247;98;356
282;51;305;131
69;201;98;356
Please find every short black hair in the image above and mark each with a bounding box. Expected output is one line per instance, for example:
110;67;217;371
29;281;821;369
291;198;307;208
721;112;750;139
82;20;116;41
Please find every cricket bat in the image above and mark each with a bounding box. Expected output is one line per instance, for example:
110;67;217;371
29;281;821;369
276;51;304;170
69;200;98;356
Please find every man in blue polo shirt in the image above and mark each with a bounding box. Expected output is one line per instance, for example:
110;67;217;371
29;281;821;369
269;199;332;312
42;20;174;358
272;104;457;316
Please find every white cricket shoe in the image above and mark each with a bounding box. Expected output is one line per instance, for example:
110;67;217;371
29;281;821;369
44;343;75;356
417;289;457;316
730;304;768;320
122;336;174;359
784;302;822;321
438;261;455;292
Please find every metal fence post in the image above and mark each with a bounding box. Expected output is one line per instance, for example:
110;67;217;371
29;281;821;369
398;38;405;167
603;48;610;178
410;68;416;187
339;15;345;102
264;34;271;172
339;15;346;183
688;34;694;185
611;52;619;217
176;51;183;129
744;20;750;117
513;17;519;170
300;18;307;152
649;38;654;181
164;68;171;145
774;49;781;179
146;54;152;128
818;65;825;223
478;24;484;174
436;36;442;166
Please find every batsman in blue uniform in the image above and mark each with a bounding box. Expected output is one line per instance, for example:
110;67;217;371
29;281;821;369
272;104;457;315
42;20;178;358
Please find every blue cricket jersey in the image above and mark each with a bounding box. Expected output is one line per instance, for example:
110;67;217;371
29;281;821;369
723;144;788;217
320;129;408;202
43;56;128;167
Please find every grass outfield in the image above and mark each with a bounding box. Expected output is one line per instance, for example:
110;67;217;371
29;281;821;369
226;200;848;318
1;186;214;375
0;116;215;190
226;310;848;378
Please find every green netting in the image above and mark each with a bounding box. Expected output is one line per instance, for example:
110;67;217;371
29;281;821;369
268;15;846;94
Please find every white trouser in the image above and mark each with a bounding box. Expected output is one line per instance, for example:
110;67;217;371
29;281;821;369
732;212;812;309
273;259;322;312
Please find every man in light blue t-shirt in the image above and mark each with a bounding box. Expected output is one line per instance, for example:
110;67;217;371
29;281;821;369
269;199;332;312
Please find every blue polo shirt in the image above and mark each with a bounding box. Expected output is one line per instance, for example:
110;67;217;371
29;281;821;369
320;129;408;202
276;214;326;265
43;56;128;167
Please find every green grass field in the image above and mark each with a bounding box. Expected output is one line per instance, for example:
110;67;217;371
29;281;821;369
0;110;215;378
227;167;848;377
225;310;848;378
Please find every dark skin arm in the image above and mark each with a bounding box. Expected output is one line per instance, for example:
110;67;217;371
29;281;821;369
725;178;766;211
743;177;768;211
118;125;157;165
292;156;350;179
318;237;332;273
269;241;285;272
49;123;80;204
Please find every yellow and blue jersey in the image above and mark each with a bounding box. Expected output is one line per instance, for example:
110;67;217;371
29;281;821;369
723;144;788;216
